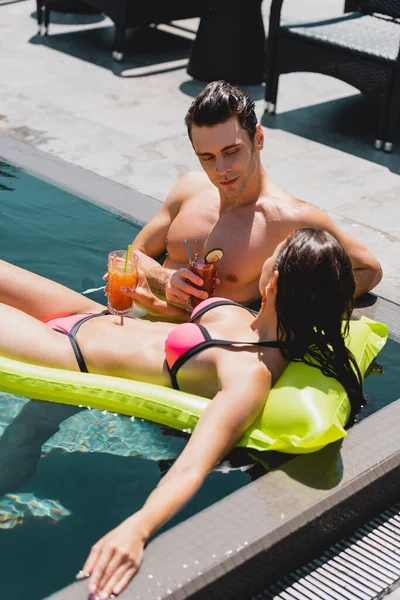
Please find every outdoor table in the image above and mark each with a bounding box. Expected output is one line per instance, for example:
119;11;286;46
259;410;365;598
187;0;265;84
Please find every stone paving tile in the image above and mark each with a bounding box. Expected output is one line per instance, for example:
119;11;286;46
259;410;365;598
124;156;198;200
138;133;197;166
336;138;400;175
335;185;400;240
260;126;344;164
326;212;400;280
266;145;400;212
85;94;188;143
263;71;358;115
375;269;400;305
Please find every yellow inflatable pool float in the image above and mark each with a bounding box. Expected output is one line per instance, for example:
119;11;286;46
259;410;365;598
0;317;387;453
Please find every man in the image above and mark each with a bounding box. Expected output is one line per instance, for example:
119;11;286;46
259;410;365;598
128;80;382;314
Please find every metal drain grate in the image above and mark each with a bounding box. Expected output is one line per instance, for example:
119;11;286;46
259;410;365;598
256;503;400;600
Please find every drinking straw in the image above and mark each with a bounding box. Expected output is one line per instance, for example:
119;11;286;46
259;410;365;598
184;239;193;261
121;244;132;327
124;244;132;273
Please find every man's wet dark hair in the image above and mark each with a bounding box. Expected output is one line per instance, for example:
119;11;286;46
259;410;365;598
274;228;363;423
184;80;258;142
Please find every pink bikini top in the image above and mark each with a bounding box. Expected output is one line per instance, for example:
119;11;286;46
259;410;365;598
164;297;285;390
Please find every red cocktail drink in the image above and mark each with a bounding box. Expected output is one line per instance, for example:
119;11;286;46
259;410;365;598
107;250;138;314
188;255;218;311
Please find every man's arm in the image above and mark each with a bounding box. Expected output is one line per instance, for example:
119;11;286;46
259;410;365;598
291;203;383;297
131;180;184;296
130;173;212;310
122;269;189;322
131;173;209;305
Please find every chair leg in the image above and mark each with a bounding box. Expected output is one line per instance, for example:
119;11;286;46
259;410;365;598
36;0;43;35
43;4;50;36
375;75;400;153
264;37;279;114
265;73;279;114
344;0;359;12
383;78;400;152
112;25;125;62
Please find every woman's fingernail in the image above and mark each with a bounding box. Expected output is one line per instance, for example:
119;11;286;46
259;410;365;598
76;570;90;580
89;583;97;594
120;286;128;292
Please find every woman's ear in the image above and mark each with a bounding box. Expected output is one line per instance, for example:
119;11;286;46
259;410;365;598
260;289;267;311
263;270;279;308
268;270;279;291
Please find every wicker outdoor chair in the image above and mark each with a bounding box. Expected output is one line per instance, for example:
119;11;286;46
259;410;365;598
36;0;202;61
264;0;400;152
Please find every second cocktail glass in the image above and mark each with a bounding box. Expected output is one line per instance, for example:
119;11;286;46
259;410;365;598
187;254;219;311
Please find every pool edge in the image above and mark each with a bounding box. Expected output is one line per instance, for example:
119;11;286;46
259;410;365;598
0;132;162;225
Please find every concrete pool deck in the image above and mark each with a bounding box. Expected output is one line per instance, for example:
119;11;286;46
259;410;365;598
0;0;400;305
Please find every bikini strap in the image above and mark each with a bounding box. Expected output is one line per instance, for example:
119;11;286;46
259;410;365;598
54;329;88;373
190;300;257;322
68;310;109;373
167;332;286;390
167;323;211;390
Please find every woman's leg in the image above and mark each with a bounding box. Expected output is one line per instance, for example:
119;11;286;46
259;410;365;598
0;302;81;369
0;302;86;495
0;259;105;322
0;401;83;496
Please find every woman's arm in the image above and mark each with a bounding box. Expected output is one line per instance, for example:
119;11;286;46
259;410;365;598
80;364;271;599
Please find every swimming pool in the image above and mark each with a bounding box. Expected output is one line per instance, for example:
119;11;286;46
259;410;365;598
0;139;399;600
0;159;259;599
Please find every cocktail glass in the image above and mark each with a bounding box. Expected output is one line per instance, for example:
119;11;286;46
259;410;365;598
107;250;138;324
187;254;218;311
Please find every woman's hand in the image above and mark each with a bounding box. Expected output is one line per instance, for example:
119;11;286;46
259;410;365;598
79;515;146;599
103;264;156;312
120;268;158;313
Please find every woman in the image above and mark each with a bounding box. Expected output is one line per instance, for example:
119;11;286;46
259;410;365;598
0;228;362;599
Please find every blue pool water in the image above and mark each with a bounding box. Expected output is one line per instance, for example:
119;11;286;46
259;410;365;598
0;161;255;600
0;160;398;599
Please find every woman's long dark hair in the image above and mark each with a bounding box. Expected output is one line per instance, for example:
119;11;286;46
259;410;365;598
274;228;363;422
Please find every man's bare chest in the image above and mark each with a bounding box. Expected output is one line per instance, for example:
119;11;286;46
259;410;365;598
166;203;279;285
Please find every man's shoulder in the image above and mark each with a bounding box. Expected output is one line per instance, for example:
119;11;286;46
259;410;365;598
258;180;299;218
277;201;330;232
164;171;211;210
259;181;331;229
